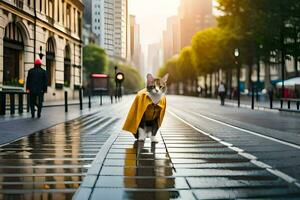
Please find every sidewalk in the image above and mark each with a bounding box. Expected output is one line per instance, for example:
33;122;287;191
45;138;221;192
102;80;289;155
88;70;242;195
0;96;119;146
73;114;300;200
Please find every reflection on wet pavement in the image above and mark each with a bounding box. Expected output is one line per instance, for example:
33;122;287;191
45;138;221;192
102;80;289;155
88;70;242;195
89;115;300;200
0;113;116;200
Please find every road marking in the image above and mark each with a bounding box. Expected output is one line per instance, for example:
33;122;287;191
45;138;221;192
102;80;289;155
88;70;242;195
168;110;300;188
171;108;300;150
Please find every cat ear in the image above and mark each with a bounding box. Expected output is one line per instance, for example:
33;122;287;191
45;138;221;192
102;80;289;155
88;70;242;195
162;73;169;83
147;73;154;84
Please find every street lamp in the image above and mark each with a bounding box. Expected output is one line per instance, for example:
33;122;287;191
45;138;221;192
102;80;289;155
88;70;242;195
234;48;241;107
115;72;124;99
114;66;118;101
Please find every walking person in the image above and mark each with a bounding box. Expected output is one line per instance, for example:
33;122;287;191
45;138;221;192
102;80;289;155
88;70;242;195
218;82;226;106
26;59;48;118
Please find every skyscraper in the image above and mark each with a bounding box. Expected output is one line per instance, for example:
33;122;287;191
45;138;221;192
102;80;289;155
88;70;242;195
163;16;180;62
179;0;215;48
92;0;128;59
114;0;129;59
130;15;142;68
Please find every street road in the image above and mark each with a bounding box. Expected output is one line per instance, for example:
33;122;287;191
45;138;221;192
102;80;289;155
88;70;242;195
1;95;300;199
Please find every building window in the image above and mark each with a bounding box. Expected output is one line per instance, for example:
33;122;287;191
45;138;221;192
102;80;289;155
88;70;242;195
48;0;54;19
66;4;71;29
57;0;60;21
62;0;65;25
3;22;24;86
46;38;56;86
73;8;76;32
78;12;82;37
14;0;24;9
64;45;71;87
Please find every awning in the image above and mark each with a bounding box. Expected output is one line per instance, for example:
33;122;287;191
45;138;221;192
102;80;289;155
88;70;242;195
276;77;300;87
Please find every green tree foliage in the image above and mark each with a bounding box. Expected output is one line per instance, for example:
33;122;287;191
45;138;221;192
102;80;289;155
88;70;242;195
157;57;179;85
177;47;197;81
83;44;109;79
158;0;300;84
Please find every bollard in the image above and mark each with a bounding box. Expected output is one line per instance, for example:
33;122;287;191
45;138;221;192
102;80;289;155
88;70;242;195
18;93;23;114
280;99;283;109
10;93;15;115
64;91;68;113
110;94;113;104
251;86;255;110
297;102;299;110
88;95;91;109
0;92;6;115
100;92;103;106
288;100;291;109
270;94;273;109
79;88;83;110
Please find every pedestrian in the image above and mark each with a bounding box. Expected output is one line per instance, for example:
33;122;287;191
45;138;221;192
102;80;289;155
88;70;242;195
26;59;48;118
218;82;226;106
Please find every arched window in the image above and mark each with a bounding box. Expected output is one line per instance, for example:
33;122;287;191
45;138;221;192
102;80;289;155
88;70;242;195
3;22;24;86
46;37;55;86
64;45;71;87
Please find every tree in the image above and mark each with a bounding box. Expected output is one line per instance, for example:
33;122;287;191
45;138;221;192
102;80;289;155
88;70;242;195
83;44;109;79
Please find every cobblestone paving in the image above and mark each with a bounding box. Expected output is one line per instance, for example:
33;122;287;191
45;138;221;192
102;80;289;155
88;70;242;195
0;113;119;200
75;114;300;200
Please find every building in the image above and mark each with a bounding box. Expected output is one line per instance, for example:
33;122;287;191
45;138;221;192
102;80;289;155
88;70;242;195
0;0;84;101
129;15;142;69
83;24;99;45
92;0;115;56
179;0;215;48
148;42;163;75
163;16;180;62
114;0;128;59
92;0;128;59
83;0;92;25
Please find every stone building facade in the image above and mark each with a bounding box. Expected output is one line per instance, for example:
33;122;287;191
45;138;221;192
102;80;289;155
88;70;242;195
0;0;83;101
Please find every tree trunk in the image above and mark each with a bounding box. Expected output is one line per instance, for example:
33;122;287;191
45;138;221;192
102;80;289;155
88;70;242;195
204;75;207;97
294;33;299;77
229;68;232;99
264;61;271;89
210;73;213;97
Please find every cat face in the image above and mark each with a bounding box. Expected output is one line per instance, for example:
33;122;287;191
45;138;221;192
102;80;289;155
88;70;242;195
146;73;169;95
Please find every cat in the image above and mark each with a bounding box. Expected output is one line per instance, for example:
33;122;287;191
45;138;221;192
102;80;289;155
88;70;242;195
137;73;169;143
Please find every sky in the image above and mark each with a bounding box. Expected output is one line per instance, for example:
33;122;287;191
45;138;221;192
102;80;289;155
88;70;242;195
129;0;180;54
128;0;218;66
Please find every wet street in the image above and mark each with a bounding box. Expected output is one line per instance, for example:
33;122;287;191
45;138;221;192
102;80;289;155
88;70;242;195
0;113;120;199
1;96;300;199
74;114;300;200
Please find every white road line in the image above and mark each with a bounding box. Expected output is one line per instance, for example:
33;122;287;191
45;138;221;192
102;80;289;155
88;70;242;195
168;110;300;188
172;108;300;150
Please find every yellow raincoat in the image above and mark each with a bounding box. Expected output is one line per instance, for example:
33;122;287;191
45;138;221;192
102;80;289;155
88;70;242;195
123;89;166;135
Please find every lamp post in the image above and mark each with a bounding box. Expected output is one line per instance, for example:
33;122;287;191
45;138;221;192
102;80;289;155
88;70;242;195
114;66;118;101
234;48;241;107
256;44;263;102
